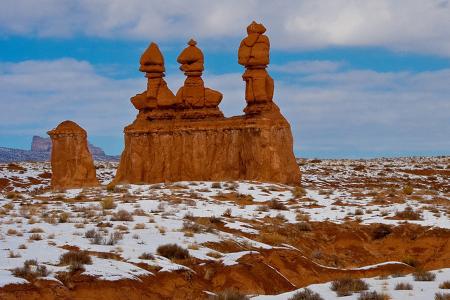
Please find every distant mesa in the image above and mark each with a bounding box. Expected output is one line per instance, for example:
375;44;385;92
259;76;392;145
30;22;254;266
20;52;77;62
31;135;105;156
47;120;99;189
114;21;301;185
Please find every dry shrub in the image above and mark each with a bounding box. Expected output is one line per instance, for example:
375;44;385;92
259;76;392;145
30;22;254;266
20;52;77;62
357;291;390;300
296;222;312;231
372;224;392;240
101;197;116;209
402;256;419;268
268;199;288;210
222;208;232;217
139;252;155;260
210;289;249;300
292;186;306;198
59;212;70;223
435;293;450;300
6;192;22;200
29;233;42;241
288;288;324;300
413;270;436;281
260;232;286;245
59;250;92;272
134;223;146;229
440;281;450;289
157;243;190;260
395;282;413;290
12;260;50;281
330;278;369;296
111;209;133;221
395;206;422;220
402;185;414;195
211;182;222;189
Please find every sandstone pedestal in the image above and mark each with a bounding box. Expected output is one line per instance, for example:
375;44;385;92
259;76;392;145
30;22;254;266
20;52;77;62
47;121;99;189
115;109;299;184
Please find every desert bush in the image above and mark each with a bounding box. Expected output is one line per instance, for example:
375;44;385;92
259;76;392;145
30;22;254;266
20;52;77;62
7;228;18;235
101;197;116;209
86;229;104;244
440;281;450;289
12;260;50;281
355;208;364;215
182;220;203;233
395;282;413;290
296;211;310;222
395;206;422;220
106;231;123;245
222;208;232;217
209;289;249;300
330;278;369;296
435;292;450;300
268;199;288;210
59;212;70;223
29;233;42;241
413;270;436;281
402;256;419;268
296;222;312;231
292;186;306;198
357;291;390;300
211;182;222;189
288;288;324;300
372;224;392;240
402;185;414;195
106;183;115;192
134;223;146;229
260;232;286;245
209;216;222;224
157;243;190;260
138;252;155;260
111;209;133;221
59;250;92;270
6;192;22;200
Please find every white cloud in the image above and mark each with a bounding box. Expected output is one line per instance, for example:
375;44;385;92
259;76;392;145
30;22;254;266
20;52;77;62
1;0;450;56
271;60;344;74
1;59;449;157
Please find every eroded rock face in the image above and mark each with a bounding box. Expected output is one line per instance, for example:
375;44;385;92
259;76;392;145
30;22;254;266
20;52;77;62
115;22;300;185
47;121;99;189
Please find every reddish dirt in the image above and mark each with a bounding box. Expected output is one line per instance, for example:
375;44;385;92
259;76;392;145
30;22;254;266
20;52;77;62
2;222;448;300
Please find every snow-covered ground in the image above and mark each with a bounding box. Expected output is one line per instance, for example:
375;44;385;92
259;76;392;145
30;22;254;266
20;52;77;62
0;157;448;297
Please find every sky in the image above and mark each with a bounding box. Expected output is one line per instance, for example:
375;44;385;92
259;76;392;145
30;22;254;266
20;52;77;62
0;0;449;158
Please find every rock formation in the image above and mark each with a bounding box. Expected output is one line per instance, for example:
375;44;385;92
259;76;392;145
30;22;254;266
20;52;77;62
114;22;300;185
47;121;99;189
131;41;223;120
238;21;276;115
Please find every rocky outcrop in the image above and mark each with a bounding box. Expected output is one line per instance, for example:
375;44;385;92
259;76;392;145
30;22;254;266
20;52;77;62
115;22;300;185
47;121;99;189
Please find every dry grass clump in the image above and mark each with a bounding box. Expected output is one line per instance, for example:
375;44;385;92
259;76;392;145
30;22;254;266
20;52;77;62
134;223;146;229
101;197;116;209
357;291;390;300
288;288;324;300
402;256;419;268
222;208;232;217
259;232;286;245
12;260;50;281
395;206;422;220
413;270;436;281
439;281;450;289
6;192;23;200
402;185;414;195
209;289;249;300
157;243;190;260
372;224;392;240
394;282;413;290
330;278;369;296
292;186;306;198
59;212;70;223
211;182;222;189
268;199;288;210
435;292;450;300
110;209;133;221
29;233;42;241
59;250;92;272
138;252;155;260
296;222;312;231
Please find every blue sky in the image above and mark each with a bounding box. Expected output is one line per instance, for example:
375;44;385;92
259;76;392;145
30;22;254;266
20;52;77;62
1;0;449;158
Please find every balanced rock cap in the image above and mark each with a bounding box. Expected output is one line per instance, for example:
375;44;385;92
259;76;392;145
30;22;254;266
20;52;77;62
140;42;165;73
177;39;204;64
48;120;86;136
247;21;266;34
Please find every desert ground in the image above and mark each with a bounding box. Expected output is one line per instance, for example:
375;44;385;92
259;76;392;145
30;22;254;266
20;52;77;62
0;156;449;299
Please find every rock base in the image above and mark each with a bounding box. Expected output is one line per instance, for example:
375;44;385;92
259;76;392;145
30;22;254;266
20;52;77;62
115;109;300;185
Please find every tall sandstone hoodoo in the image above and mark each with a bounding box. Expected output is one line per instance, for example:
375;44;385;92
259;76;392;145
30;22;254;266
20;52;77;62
48;121;99;189
114;22;301;184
